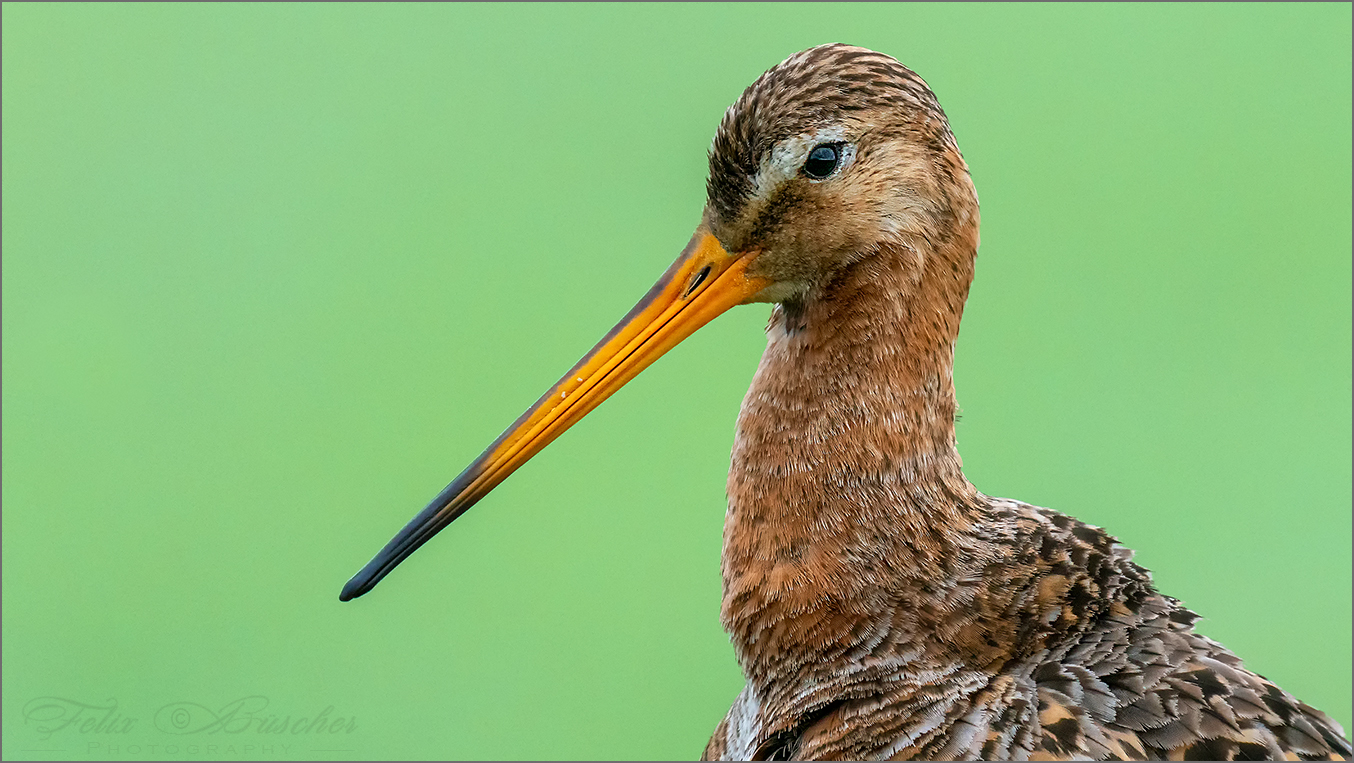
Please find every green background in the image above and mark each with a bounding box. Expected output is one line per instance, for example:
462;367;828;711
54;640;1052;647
4;3;1350;760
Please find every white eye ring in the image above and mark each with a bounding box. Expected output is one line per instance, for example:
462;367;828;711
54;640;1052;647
752;129;855;201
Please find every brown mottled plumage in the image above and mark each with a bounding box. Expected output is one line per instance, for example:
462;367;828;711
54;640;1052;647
341;43;1349;761
696;44;1349;762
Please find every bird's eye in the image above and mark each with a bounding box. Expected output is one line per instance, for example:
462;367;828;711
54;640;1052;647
803;144;841;179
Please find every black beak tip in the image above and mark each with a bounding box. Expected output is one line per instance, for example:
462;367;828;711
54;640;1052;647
339;576;368;602
338;475;474;604
339;557;389;602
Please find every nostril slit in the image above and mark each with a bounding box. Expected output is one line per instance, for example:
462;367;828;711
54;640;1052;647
685;265;712;297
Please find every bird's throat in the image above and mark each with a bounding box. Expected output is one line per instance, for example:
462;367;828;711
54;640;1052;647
721;239;985;694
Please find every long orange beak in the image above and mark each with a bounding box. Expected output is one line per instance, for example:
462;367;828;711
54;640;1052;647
340;229;767;601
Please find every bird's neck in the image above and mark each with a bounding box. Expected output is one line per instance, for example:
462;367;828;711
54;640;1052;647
721;237;989;702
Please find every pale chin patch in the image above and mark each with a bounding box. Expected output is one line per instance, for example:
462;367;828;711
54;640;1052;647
748;279;810;307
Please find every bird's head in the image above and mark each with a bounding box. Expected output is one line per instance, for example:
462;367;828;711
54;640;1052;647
703;43;979;307
340;44;978;601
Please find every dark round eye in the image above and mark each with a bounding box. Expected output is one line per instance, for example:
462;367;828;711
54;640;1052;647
803;144;841;179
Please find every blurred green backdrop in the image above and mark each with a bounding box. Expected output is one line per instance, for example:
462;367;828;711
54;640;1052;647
4;3;1349;760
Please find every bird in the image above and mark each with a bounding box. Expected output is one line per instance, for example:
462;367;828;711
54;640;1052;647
340;44;1351;761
